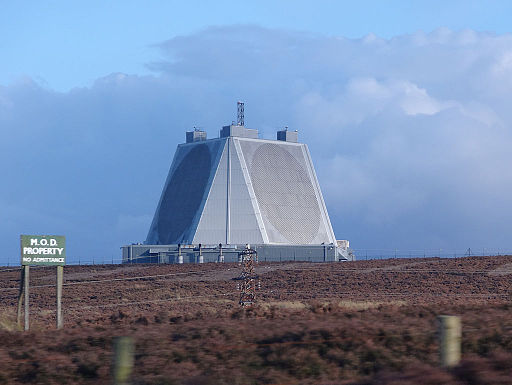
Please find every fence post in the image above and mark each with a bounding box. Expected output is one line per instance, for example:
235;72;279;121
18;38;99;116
438;315;461;368
113;336;134;385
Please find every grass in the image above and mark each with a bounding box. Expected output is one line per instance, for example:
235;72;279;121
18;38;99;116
0;309;20;331
262;301;307;310
335;300;406;310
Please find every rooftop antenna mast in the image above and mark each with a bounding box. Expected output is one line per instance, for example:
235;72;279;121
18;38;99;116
237;101;244;126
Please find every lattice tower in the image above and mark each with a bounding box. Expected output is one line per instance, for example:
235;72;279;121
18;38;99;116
237;101;244;126
236;245;260;306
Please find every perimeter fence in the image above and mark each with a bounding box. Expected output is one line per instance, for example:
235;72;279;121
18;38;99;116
351;247;512;260
0;256;125;267
2;247;512;267
0;264;511;300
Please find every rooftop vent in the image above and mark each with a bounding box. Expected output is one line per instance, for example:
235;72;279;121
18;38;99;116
277;128;298;143
186;129;207;143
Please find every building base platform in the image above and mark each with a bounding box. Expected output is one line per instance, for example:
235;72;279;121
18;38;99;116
121;243;353;264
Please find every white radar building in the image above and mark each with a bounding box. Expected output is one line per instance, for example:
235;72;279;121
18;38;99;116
122;103;352;263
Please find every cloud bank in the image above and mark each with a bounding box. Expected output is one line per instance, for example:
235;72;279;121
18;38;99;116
2;26;512;262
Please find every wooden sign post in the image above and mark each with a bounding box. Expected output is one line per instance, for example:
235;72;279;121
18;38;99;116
16;266;25;329
19;235;66;331
56;265;63;329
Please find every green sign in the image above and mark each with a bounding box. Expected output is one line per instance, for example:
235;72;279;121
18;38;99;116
20;235;66;266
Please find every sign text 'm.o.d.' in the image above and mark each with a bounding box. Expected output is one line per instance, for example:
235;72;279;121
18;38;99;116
20;235;66;266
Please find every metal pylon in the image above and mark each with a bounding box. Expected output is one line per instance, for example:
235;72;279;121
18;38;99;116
237;101;244;126
235;245;259;306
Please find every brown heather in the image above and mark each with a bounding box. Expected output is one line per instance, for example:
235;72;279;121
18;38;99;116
0;256;511;384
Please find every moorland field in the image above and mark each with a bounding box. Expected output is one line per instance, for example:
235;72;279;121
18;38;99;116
1;256;512;384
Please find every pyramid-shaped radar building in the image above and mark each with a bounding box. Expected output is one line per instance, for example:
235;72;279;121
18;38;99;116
146;124;338;249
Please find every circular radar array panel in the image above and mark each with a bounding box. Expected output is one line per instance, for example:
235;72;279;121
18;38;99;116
157;144;211;244
250;143;321;244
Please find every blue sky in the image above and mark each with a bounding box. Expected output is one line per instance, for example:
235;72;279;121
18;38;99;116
2;1;512;91
2;1;512;264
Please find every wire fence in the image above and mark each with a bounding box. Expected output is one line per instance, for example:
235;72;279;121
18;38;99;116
0;265;511;302
2;287;510;312
1;263;511;291
351;247;512;260
2;247;512;267
0;256;125;267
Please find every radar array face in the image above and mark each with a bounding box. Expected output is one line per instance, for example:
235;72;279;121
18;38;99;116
157;144;212;244
147;136;335;247
247;142;321;244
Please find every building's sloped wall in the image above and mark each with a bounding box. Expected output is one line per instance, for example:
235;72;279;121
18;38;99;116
228;140;265;244
146;139;224;244
192;141;229;244
301;145;337;244
193;138;264;245
239;139;336;245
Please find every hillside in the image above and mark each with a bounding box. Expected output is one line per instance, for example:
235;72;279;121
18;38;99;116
1;256;511;384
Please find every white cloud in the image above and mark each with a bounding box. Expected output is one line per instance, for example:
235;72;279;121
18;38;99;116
2;26;512;260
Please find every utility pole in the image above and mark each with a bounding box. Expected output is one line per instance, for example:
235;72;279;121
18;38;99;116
235;245;260;306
